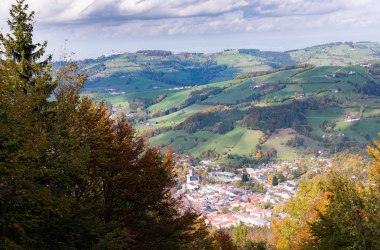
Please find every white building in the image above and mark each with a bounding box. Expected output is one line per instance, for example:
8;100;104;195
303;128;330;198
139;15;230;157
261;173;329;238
187;169;200;185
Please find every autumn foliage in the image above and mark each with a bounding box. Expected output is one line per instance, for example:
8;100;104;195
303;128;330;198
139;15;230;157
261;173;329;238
272;150;380;249
0;1;208;248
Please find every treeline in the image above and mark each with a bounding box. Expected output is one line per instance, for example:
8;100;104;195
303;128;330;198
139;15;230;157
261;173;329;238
234;84;285;105
178;87;223;109
136;50;173;56
369;63;380;75
304;95;342;109
176;106;244;134
141;61;227;86
129;94;167;113
243;101;310;133
238;49;296;67
223;146;277;166
187;64;228;84
140;70;181;85
286;136;305;148
356;81;380;97
174;97;342;137
235;63;314;80
151;87;224;118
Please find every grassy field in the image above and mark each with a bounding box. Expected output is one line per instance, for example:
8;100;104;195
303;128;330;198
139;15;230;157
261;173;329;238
149;104;212;127
230;130;263;156
74;44;380;164
215;52;271;72
289;42;380;66
356;118;380;139
363;108;380;118
85;76;172;93
147;89;193;113
149;126;263;158
292;66;342;82
149;130;189;146
262;129;320;160
254;69;300;83
206;87;255;104
305;107;344;137
334;120;368;144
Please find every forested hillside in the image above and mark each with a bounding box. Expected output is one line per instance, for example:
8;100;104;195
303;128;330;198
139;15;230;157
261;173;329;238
66;37;380;166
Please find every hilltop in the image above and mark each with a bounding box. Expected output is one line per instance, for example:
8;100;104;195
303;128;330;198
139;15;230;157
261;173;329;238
70;42;380;167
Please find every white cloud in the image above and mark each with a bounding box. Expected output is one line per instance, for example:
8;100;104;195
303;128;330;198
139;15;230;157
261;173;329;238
1;0;379;58
0;0;378;31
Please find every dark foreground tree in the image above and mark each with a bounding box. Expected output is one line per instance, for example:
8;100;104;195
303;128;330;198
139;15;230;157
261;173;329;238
0;1;210;249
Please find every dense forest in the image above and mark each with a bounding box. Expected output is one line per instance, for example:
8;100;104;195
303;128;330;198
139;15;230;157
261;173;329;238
243;102;310;133
175;101;312;135
176;107;243;134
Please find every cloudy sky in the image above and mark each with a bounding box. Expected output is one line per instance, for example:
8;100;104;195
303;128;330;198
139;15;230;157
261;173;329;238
0;0;379;59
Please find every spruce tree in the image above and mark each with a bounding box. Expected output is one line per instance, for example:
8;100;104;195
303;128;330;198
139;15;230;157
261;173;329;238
0;0;53;96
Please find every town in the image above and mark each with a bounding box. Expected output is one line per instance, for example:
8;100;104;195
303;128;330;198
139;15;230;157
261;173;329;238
175;156;330;229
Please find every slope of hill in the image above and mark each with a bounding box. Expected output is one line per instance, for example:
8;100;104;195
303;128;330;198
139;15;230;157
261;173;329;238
68;42;380;167
289;42;380;66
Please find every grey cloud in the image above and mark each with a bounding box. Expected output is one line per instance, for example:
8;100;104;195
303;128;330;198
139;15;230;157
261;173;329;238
1;0;379;39
1;0;377;25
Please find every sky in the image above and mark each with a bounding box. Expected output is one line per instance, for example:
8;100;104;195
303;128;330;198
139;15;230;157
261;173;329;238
0;0;379;59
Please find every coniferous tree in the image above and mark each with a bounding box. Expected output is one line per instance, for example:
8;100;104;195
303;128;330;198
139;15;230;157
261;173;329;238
0;0;54;97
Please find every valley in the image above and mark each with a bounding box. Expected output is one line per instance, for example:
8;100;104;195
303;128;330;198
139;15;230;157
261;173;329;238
72;42;380;167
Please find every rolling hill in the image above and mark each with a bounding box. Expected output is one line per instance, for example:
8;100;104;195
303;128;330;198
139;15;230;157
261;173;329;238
66;42;380;167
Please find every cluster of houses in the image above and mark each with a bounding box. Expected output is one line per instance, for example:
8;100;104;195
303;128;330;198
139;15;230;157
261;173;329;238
181;183;272;228
323;70;356;79
169;86;193;91
322;132;345;139
178;161;305;229
104;88;126;95
249;83;265;89
207;211;271;228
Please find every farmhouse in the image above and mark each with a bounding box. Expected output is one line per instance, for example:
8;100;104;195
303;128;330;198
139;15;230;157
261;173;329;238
344;113;361;122
292;93;305;99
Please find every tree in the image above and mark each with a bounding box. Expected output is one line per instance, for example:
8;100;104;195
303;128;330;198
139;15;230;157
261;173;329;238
0;60;52;248
255;150;263;160
309;171;377;249
267;175;278;186
212;230;235;250
0;3;210;248
232;223;249;249
242;173;250;182
276;172;286;184
368;134;380;187
0;0;53;96
245;241;266;250
273;151;380;250
272;175;328;250
306;150;380;249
